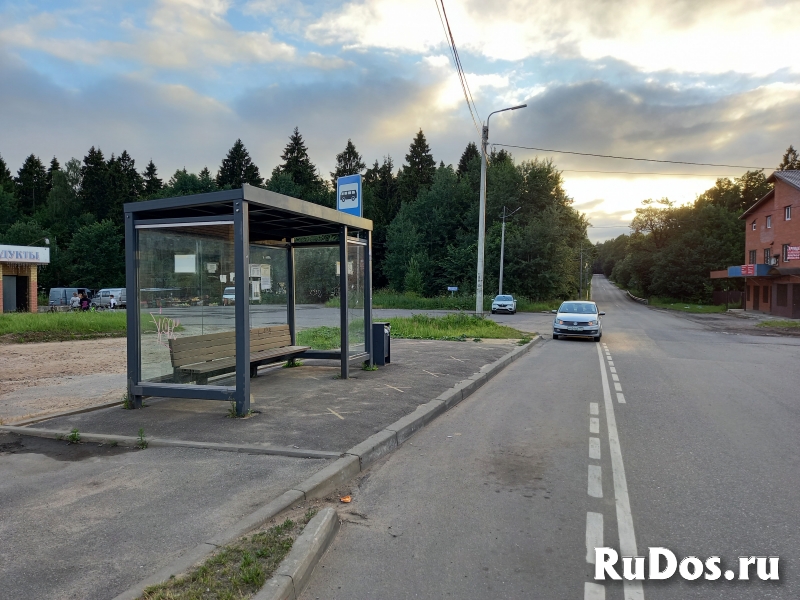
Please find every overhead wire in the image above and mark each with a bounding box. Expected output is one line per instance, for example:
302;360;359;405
434;0;481;138
492;143;770;170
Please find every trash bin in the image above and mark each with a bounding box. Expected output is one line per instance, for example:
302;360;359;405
372;322;391;366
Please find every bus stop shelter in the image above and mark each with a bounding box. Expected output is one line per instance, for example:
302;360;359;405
124;184;373;416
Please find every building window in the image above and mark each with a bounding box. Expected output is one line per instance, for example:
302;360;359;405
783;244;791;262
764;248;771;263
766;215;772;228
777;284;788;307
752;220;757;231
749;249;756;264
786;206;792;221
763;286;769;304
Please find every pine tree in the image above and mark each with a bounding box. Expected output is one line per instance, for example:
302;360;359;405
397;129;436;203
142;159;163;198
0;153;14;194
330;139;366;186
106;150;144;224
15;154;48;216
80;146;108;220
278;127;320;190
216;139;263;189
198;167;217;193
457;142;480;179
46;156;60;196
778;145;799;171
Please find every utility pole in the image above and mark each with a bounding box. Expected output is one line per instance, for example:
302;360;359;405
499;206;520;295
579;241;583;300
475;104;526;315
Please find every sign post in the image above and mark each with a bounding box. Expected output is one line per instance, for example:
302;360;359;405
336;174;363;218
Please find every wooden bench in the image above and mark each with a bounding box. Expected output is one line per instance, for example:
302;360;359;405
168;325;309;384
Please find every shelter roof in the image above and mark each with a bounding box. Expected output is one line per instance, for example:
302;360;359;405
124;184;372;241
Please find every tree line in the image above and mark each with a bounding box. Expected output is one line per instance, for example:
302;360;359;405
1;127;590;300
593;145;798;302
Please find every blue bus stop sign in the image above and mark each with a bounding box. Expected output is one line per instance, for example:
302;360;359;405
337;174;362;217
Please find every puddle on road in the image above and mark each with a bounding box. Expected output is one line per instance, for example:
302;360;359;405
0;432;133;462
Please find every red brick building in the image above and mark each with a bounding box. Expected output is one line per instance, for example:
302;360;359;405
739;170;800;317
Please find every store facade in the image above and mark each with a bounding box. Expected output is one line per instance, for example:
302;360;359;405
0;244;50;313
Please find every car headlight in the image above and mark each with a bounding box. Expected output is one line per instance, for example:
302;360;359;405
587;320;596;326
555;319;563;325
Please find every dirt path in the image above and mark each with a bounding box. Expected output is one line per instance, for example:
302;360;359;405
0;338;127;424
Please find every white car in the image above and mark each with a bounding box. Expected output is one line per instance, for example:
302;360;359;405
222;287;236;306
491;295;517;314
552;301;604;341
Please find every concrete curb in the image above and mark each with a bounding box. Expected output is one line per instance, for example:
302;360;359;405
253;508;340;600
109;336;539;600
5;399;124;427
0;426;339;460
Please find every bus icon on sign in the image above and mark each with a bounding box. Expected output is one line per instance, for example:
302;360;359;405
339;183;358;208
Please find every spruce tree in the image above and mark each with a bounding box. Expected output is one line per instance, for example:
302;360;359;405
778;145;799;171
330;139;366;186
216;139;263;188
142;159;163;198
397;129;436;203
0;153;14;194
15;154;48;216
279;127;320;190
198;167;217;193
457;142;480;179
46;156;60;196
80;146;108;220
106;150;143;224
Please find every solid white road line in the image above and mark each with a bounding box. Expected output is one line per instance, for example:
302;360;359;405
588;465;603;498
586;512;603;563
589;437;601;460
589;402;599;415
590;417;600;434
584;582;605;600
597;344;644;600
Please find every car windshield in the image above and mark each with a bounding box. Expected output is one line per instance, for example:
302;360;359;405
559;302;597;314
495;295;513;301
223;287;235;294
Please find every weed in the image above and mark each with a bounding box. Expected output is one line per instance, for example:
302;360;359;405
473;337;482;342
137;428;148;449
109;440;119;447
66;428;81;444
283;358;303;368
0;416;5;426
302;508;318;524
121;392;132;410
518;336;533;345
362;361;378;371
227;401;252;418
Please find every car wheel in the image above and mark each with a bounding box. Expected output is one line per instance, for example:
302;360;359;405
491;310;496;314
594;335;601;342
552;333;559;340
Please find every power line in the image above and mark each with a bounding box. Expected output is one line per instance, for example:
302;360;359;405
561;169;734;178
492;143;769;170
433;0;481;137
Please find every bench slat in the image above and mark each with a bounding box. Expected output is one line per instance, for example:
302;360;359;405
170;336;292;365
178;345;310;374
169;326;292;367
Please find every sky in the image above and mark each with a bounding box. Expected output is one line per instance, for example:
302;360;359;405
1;0;798;241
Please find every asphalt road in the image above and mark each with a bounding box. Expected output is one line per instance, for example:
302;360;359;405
301;275;800;600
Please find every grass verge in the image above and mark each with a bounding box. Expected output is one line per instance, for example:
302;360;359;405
756;320;800;328
648;298;727;314
140;511;317;600
0;311;128;343
325;290;558;313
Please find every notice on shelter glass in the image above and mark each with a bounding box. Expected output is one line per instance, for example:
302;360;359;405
174;254;196;273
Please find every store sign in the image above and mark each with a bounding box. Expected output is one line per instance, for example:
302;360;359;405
787;246;800;260
0;244;50;264
741;264;755;276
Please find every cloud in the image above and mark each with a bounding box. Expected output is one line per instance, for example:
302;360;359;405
306;0;800;75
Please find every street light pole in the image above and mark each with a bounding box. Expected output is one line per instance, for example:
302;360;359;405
499;206;520;295
476;103;527;315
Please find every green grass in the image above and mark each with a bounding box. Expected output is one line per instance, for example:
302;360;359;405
648;298;727;314
140;514;314;600
297;314;528;348
757;320;800;328
0;311;128;342
325;290;558;313
389;313;527;340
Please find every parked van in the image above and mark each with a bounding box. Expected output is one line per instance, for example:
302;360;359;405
49;287;93;307
91;288;126;309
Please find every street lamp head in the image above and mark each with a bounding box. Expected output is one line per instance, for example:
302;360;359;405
510;104;527;110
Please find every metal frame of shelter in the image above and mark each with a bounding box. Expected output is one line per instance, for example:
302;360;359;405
124;184;373;416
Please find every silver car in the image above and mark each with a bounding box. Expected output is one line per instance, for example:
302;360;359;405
552;301;604;341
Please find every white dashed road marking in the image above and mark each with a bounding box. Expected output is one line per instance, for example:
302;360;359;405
616;393;626;404
614;382;622;392
588;465;603;498
589;402;599;415
589;437;601;459
590;417;600;434
584;582;606;599
596;344;644;600
586;512;603;564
